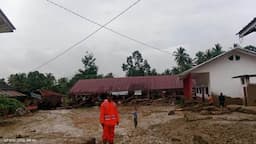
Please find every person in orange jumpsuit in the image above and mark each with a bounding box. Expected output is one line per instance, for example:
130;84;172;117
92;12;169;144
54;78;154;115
100;94;119;144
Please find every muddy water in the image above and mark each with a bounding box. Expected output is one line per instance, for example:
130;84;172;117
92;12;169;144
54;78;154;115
1;106;256;144
0;109;84;144
0;106;177;144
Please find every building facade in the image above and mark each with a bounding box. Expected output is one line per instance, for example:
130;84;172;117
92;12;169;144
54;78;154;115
181;48;256;100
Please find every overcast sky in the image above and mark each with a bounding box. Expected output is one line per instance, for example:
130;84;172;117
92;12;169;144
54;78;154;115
0;0;256;79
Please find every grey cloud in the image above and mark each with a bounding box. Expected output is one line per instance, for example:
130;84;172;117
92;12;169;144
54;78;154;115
0;0;256;79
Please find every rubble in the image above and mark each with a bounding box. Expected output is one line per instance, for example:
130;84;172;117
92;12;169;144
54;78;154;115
227;105;256;114
85;137;96;144
168;110;175;115
193;135;208;144
184;112;212;121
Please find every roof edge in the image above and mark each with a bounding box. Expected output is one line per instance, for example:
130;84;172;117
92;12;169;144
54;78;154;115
0;9;16;32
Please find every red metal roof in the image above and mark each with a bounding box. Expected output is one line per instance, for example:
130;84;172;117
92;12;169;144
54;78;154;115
39;90;64;97
70;75;183;95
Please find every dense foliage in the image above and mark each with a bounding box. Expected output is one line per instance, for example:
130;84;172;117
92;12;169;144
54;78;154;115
0;95;25;116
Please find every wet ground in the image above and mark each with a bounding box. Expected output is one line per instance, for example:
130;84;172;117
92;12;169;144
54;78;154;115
0;105;256;144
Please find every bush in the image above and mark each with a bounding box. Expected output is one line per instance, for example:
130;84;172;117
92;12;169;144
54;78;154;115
0;95;25;116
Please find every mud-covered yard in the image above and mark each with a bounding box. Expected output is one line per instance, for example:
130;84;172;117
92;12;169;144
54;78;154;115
1;106;256;144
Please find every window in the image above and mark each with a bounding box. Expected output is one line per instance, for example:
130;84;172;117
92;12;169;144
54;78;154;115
235;55;240;61
229;55;240;61
241;78;245;85
228;55;234;61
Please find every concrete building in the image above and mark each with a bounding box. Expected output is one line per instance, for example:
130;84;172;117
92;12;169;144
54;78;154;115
180;48;256;102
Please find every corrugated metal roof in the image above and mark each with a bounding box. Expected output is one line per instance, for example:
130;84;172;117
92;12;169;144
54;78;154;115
39;90;64;97
0;90;26;97
70;75;183;95
0;9;15;33
237;17;256;38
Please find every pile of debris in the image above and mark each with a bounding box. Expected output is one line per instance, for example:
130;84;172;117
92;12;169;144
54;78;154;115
178;101;231;115
227;105;256;114
123;98;171;106
177;101;256;116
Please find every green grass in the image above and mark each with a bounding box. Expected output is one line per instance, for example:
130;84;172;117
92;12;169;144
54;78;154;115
0;95;25;116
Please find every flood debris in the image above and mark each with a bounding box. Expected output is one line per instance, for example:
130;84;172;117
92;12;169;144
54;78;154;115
168;110;175;115
193;135;208;144
184;112;212;121
227;105;256;114
85;137;96;144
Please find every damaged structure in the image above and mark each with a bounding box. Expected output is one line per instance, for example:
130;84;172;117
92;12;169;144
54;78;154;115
69;75;183;104
0;82;39;110
32;90;64;109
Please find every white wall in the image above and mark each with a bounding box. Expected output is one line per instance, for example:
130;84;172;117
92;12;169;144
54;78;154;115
192;50;256;98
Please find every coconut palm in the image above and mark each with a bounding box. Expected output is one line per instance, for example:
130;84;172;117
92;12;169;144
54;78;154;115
173;47;193;73
195;51;206;65
212;43;224;57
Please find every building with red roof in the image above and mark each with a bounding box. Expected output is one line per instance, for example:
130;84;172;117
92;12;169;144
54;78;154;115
70;75;184;104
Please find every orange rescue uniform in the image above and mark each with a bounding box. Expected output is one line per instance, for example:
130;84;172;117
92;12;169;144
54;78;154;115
100;99;119;143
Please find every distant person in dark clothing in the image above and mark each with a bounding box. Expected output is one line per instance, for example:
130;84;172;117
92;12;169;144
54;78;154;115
132;106;138;128
219;92;225;107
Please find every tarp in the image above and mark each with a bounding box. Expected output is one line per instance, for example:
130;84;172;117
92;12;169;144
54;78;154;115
30;92;42;100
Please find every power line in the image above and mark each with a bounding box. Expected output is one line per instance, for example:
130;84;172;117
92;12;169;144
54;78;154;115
33;0;142;70
45;0;171;54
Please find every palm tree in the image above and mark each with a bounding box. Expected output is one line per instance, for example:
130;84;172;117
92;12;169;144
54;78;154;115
173;47;192;73
171;67;180;75
204;49;213;60
195;51;206;65
212;43;224;57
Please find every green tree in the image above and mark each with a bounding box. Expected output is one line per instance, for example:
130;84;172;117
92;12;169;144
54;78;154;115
0;78;7;85
211;43;224;57
8;71;57;92
195;44;225;65
104;73;114;78
78;52;98;78
204;49;213;60
171;67;180;75
54;77;69;94
162;69;172;75
69;52;101;86
173;47;193;73
8;73;28;92
43;73;56;89
194;51;206;65
149;68;158;76
27;71;49;91
122;50;155;76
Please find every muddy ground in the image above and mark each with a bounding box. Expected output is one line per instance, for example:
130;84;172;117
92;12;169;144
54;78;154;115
1;105;256;144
